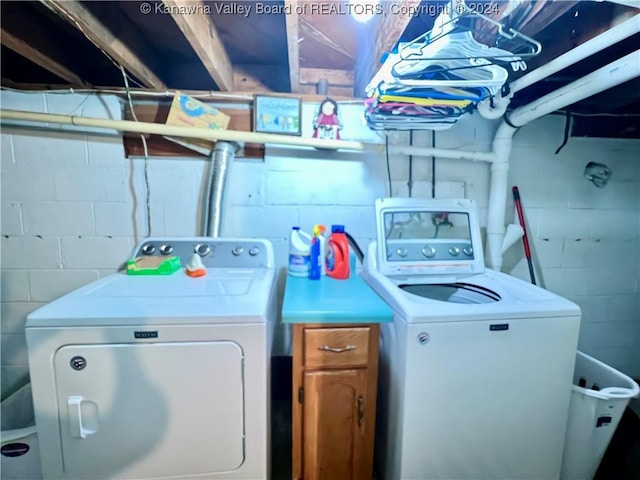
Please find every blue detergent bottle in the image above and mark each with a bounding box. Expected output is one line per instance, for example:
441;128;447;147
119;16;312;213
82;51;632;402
309;225;326;280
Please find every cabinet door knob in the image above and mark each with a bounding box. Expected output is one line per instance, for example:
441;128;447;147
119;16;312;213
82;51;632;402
358;395;365;428
318;345;356;353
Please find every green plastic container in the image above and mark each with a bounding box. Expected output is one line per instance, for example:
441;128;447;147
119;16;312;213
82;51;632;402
126;256;181;275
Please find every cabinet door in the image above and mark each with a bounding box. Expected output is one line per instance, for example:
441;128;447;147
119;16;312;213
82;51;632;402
303;369;369;480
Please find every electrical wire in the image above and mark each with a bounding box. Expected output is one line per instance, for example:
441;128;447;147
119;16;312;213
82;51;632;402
431;131;436;198
38;1;153;235
66;94;92;116
385;134;393;197
1;85;369;105
408;130;413;197
121;66;151;238
556;111;640;118
1;86;251;100
554;111;572;155
39;1;144;89
345;232;364;263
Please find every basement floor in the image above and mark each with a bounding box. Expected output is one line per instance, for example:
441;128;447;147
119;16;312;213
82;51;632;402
271;357;640;480
594;397;640;480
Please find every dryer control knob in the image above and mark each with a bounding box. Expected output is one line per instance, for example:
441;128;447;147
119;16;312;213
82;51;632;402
195;243;211;257
141;243;155;255
448;247;460;256
232;246;244;256
249;246;261;256
421;246;436;258
463;246;473;256
159;244;174;255
396;248;408;258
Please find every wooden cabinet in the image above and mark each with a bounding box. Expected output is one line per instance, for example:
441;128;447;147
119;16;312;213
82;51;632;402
292;323;380;480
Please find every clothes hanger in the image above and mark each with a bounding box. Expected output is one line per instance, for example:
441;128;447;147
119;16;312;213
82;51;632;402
396;32;527;72
393;40;512;82
367;40;509;96
398;0;541;63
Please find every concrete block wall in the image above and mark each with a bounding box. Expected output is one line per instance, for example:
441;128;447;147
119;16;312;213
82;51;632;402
1;91;639;398
504;115;640;377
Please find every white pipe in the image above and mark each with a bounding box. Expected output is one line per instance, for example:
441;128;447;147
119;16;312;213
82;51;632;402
486;122;516;271
476;94;512;120
486;49;640;271
511;14;640;94
482;13;640;119
389;145;495;162
501;223;525;255
508;50;640;127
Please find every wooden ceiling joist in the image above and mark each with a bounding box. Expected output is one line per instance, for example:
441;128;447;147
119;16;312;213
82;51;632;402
298;85;355;97
507;1;639;85
475;0;580;45
298;16;357;63
284;0;300;92
354;0;422;96
519;0;581;37
42;0;166;89
233;65;291;93
1;29;86;87
161;0;233;91
299;68;354;87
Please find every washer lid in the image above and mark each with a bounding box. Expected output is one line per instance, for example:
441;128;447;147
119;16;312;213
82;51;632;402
399;283;501;304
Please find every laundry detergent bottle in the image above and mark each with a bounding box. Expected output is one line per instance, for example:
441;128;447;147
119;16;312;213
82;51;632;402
288;227;312;277
325;225;350;280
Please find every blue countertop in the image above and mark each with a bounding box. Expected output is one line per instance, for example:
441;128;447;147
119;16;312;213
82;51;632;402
282;273;393;324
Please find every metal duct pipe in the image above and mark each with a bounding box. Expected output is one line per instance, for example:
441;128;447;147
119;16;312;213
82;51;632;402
317;78;329;95
202;141;236;237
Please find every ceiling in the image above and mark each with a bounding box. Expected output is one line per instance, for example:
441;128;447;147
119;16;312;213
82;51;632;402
1;0;639;137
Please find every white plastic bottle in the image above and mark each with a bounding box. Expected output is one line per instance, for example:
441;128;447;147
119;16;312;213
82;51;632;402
318;234;327;276
288;227;312;277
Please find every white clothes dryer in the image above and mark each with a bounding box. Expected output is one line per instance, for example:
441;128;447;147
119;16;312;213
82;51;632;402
362;198;581;480
26;237;277;480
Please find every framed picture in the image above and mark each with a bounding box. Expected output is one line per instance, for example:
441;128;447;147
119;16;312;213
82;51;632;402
253;95;302;135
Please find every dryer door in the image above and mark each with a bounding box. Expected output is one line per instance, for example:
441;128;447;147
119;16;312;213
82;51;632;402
54;341;244;479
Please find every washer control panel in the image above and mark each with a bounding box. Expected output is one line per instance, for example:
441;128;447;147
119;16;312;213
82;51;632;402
375;197;485;277
386;240;474;262
132;238;272;268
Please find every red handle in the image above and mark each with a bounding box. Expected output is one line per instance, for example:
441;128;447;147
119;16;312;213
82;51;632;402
513;186;532;258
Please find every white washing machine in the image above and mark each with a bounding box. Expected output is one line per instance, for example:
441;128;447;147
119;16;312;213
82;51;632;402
25;237;277;480
362;198;581;480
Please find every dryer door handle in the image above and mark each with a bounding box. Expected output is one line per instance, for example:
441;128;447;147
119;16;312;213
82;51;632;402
68;396;98;439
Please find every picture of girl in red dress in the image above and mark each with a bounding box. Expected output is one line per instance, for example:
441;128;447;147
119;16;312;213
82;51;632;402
312;98;342;140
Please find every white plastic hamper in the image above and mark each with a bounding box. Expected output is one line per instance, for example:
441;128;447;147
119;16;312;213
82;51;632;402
560;351;639;480
1;383;41;480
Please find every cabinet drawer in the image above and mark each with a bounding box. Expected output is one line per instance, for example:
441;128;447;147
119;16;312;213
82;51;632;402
304;327;370;368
